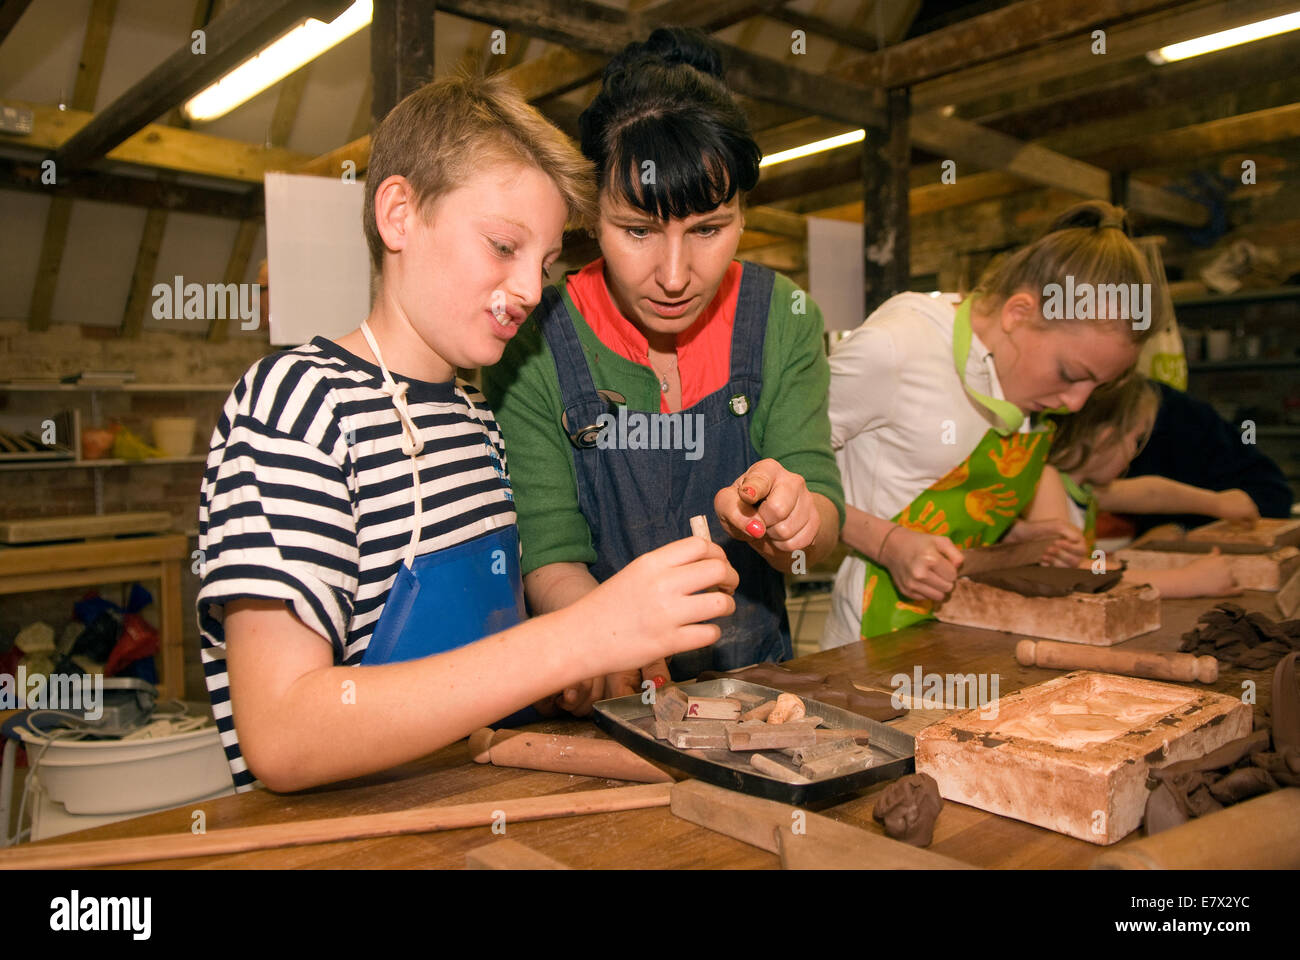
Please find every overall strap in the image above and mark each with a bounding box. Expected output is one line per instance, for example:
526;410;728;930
729;262;776;384
537;284;608;439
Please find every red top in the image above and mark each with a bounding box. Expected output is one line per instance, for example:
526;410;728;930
565;258;743;413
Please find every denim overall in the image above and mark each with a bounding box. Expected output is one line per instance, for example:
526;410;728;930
537;262;792;679
356;322;537;724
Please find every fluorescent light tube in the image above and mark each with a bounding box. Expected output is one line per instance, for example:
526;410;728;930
184;0;373;122
760;128;865;168
1147;10;1300;64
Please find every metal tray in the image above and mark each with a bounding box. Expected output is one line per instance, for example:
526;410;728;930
593;678;914;804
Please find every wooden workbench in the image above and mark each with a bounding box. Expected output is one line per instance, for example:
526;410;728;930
22;590;1284;869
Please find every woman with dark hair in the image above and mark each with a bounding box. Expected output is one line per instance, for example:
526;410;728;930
483;28;844;713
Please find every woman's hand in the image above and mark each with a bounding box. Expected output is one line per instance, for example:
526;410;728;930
879;525;964;603
714;458;820;553
1213;489;1260;526
1002;518;1089;567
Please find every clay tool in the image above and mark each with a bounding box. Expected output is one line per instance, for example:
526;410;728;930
469;728;673;783
740;700;776;722
684;696;742;720
670;780;974;869
958;537;1054;576
787;737;859;764
816;727;872;744
1015;638;1219;684
1092;788;1300;869
799;745;874;779
749;753;811;783
0;783;675;870
667;721;730;749
653;685;689;738
466;839;570;870
726;721;818;750
689;514;712;541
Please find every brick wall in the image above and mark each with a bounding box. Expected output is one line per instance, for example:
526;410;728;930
0;320;273;700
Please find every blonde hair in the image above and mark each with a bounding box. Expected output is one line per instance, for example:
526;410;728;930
363;70;597;270
973;200;1159;343
1049;372;1160;474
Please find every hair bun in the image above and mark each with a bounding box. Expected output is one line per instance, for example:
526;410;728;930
605;26;724;82
1047;200;1131;237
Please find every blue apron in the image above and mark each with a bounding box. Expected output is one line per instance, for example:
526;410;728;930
537;261;792;680
355;322;537;726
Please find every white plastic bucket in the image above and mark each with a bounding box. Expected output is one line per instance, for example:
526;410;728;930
21;727;231;815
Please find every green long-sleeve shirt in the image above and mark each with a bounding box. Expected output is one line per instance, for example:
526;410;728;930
482;265;845;576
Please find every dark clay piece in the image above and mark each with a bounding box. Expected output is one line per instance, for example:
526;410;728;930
1185;783;1225;817
965;564;1123;598
1272;652;1300;753
1149;729;1270;781
1179;603;1300;670
1144;782;1189;836
872;772;944;847
1207;767;1278;804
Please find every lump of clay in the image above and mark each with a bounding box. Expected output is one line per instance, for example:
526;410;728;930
1179;603;1300;670
872;772;943;847
965;565;1123;598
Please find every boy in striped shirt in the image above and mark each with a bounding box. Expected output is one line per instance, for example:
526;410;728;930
197;73;737;793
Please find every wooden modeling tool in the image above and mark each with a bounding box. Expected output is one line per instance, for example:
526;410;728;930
0;783;675;870
1015;638;1219;684
469;728;673;783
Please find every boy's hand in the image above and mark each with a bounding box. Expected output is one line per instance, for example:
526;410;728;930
1213;489;1260;526
600;659;673;702
573;537;738;682
880;526;964;603
715;459;820;554
1002;518;1088;567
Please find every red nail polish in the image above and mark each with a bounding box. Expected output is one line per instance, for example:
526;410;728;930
746;518;765;538
651;675;666;689
741;485;757;500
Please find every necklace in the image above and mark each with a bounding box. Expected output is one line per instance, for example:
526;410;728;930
647;351;678;394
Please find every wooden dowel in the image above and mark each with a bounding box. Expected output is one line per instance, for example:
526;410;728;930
0;783;674;870
690;514;712;541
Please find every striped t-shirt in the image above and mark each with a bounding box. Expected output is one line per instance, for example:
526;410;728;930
196;336;515;791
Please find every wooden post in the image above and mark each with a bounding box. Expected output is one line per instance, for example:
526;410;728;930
862;87;910;315
370;0;436;127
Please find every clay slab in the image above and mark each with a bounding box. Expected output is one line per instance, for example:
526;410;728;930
934;579;1160;646
915;671;1252;844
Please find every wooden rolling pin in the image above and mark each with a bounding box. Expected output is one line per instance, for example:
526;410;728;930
1015;639;1218;684
1092;788;1300;869
0;783;674;870
469;728;673;783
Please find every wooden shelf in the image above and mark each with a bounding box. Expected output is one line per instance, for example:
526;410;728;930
0;455;206;472
1188;357;1300;372
1;382;231;393
1173;286;1300;308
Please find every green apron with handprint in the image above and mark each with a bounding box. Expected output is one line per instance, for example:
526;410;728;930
858;299;1056;639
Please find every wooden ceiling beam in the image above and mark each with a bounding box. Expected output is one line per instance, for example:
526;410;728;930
209;219;260;342
0;0;34;48
839;0;1186;89
909;112;1207;226
1;99;310;183
54;0;349;170
909;0;1300;111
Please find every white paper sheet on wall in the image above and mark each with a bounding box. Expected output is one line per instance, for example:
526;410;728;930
264;172;370;346
807;216;864;332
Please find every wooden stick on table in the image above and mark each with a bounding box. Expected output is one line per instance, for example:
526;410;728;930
0;783;674;870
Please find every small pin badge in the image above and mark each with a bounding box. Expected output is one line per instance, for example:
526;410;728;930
729;394;750;416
